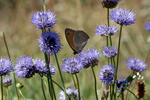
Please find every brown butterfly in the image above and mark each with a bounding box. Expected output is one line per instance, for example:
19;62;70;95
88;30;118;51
65;28;89;55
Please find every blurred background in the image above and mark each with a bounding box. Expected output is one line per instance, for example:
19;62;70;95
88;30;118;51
0;0;150;99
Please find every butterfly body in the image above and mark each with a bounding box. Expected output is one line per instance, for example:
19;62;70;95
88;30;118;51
65;28;89;55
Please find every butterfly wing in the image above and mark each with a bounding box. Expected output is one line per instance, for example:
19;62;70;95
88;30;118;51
65;28;77;53
73;30;89;54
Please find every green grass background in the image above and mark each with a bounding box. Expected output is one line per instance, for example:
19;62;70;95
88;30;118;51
0;0;150;99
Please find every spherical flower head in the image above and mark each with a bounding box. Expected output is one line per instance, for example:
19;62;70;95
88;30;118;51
116;78;130;92
38;31;61;55
0;58;13;76
126;57;147;72
79;49;101;68
101;0;121;8
99;65;115;84
145;21;150;32
3;78;12;87
32;10;56;29
33;59;56;75
15;56;35;78
62;57;83;74
110;8;136;26
102;46;117;58
59;87;79;100
96;25;118;36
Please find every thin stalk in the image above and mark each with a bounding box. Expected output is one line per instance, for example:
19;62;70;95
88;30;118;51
6;88;9;100
40;76;47;100
91;67;98;100
126;89;139;100
18;89;26;100
44;53;56;100
75;74;81;100
121;92;124;100
2;32;19;100
54;53;67;99
52;80;64;91
114;25;123;88
42;0;46;10
72;75;77;88
107;8;110;27
1;76;3;100
110;85;112;100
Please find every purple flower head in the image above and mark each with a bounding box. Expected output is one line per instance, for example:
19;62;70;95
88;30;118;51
3;78;12;87
96;25;118;36
32;10;56;29
79;49;101;68
126;57;147;72
14;56;35;78
145;21;150;32
101;0;121;8
62;57;83;74
99;65;115;84
33;59;56;75
110;8;136;26
0;58;13;76
116;78;130;92
59;87;79;100
102;46;117;58
38;31;61;55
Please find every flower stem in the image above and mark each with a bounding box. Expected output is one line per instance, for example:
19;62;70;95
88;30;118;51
75;74;81;100
114;25;123;96
121;92;124;100
40;76;47;100
2;32;20;100
1;76;3;100
42;0;46;10
126;89;139;100
44;53;56;100
52;79;64;91
91;67;98;100
54;53;67;99
72;74;77;88
18;89;26;100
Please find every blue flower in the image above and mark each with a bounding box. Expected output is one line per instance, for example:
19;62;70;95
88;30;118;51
38;31;61;55
14;56;35;78
3;78;12;87
101;0;121;8
96;25;118;36
59;87;79;100
33;59;56;75
0;58;13;76
145;21;150;32
32;10;56;29
110;8;136;26
62;57;83;74
116;78;130;92
99;65;115;84
79;49;101;68
126;57;147;72
102;46;117;58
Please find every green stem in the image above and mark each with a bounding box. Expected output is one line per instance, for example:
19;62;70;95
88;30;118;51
19;89;26;100
91;67;98;100
42;0;46;10
2;32;20;100
44;53;56;100
6;88;9;100
121;92;124;100
107;8;110;27
126;89;139;100
72;75;77;88
40;76;47;100
54;53;67;99
1;76;3;100
114;25;123;91
52;80;64;91
75;74;81;100
110;85;112;100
